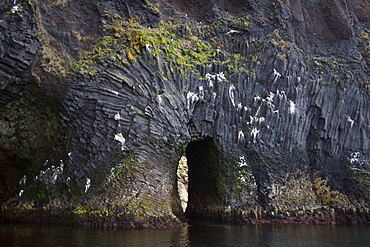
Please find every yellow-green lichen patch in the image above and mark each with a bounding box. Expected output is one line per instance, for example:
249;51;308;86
71;205;114;217
313;176;350;206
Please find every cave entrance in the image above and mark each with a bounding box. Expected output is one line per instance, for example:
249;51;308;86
177;138;222;220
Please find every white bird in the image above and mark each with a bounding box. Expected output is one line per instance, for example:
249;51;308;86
227;30;239;35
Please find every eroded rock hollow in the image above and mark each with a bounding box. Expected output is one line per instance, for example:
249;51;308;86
0;0;369;227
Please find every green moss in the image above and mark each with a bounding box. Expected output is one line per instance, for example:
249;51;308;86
104;154;139;188
71;36;116;74
350;168;370;186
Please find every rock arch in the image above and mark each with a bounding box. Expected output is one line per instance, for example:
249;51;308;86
1;0;369;227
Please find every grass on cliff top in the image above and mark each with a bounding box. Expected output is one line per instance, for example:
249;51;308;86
72;16;250;77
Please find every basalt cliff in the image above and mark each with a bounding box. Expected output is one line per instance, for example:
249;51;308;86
0;0;369;228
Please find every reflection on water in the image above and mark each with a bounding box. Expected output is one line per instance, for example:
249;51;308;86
1;221;369;247
0;223;189;247
188;221;370;247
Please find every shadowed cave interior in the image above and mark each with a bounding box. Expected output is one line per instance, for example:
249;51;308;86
177;138;222;220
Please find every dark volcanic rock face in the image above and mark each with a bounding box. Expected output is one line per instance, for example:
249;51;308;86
0;0;369;227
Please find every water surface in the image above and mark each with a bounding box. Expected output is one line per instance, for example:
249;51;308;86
1;221;369;246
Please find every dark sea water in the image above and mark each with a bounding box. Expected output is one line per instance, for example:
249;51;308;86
0;221;369;247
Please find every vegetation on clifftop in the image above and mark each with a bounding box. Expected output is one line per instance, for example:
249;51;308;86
71;14;254;78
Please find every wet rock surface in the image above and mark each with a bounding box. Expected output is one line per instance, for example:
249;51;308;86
0;0;369;227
